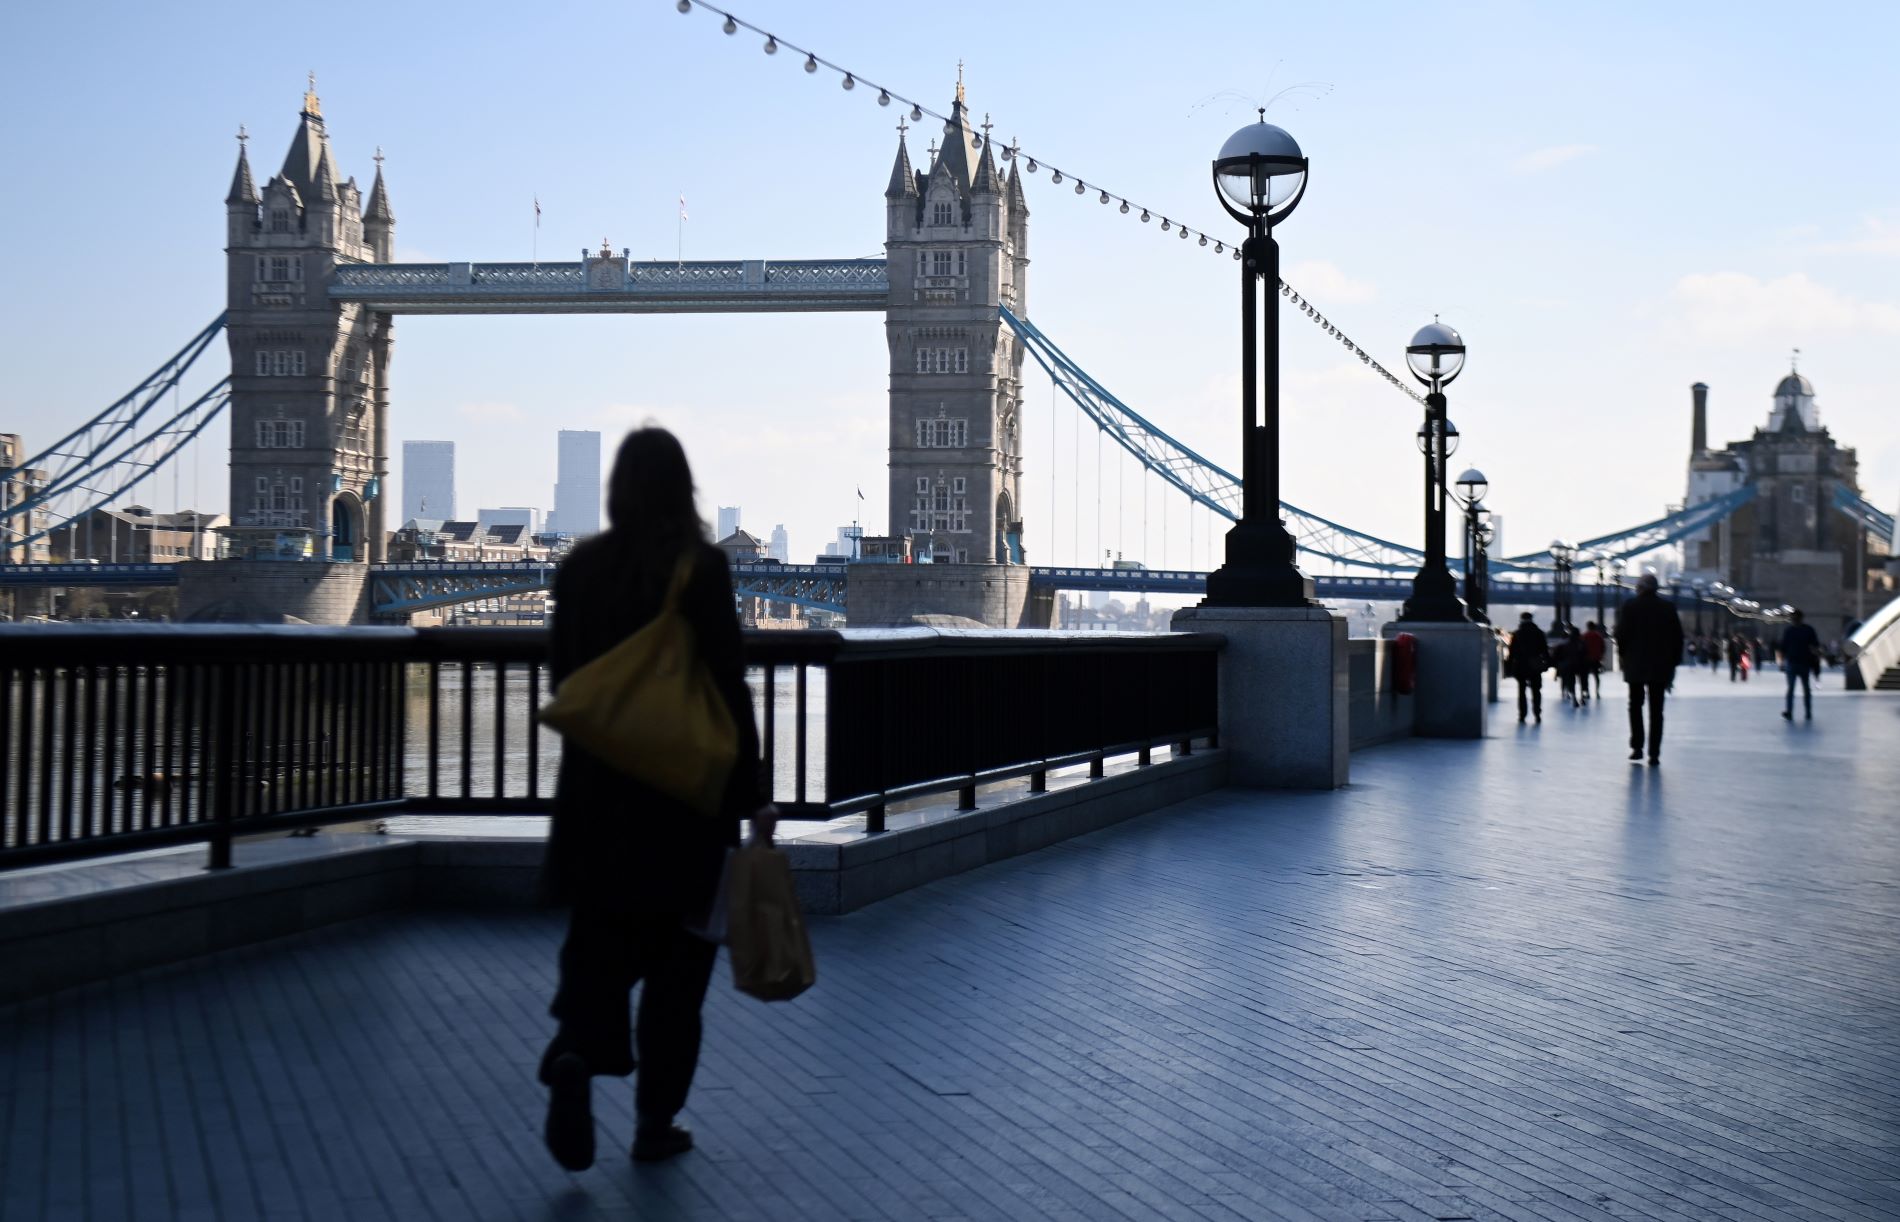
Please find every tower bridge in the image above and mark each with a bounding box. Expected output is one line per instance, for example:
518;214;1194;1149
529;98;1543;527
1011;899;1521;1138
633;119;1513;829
1;82;1814;626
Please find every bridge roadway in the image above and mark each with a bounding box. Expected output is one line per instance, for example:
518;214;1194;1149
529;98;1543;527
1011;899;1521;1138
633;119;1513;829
2;674;1892;1220
0;561;1570;615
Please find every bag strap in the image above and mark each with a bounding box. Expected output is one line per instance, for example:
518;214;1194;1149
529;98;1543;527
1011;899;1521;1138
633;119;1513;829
663;550;697;611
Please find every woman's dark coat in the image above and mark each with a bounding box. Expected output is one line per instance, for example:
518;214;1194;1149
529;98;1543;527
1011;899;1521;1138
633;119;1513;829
540;536;763;918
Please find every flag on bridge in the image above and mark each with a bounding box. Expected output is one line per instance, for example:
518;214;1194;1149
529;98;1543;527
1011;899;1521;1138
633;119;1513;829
534;196;541;228
679;194;688;222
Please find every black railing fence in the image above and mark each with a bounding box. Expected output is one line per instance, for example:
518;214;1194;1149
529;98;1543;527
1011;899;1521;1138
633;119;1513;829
1;625;1221;868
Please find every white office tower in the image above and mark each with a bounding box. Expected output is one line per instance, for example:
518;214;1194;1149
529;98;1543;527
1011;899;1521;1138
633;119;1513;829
717;506;742;541
769;524;790;562
549;430;602;535
477;506;544;535
403;441;456;522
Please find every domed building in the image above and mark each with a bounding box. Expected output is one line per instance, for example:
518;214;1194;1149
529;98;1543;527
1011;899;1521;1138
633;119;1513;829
1681;364;1890;637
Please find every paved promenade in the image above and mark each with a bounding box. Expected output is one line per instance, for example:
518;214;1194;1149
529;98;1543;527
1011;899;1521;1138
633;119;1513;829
3;669;1896;1221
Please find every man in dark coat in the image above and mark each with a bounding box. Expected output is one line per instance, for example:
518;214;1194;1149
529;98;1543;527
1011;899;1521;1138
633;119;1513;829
1776;608;1822;721
1506;611;1550;723
1613;573;1685;765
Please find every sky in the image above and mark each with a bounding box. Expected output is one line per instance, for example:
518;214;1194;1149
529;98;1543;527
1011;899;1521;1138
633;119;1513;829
2;0;1896;574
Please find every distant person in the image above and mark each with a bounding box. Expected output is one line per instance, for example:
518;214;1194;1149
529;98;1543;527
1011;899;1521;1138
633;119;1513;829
1549;622;1577;706
538;427;775;1170
1777;609;1821;721
1614;574;1685;766
1582;620;1608;701
1726;633;1744;682
1508;612;1550;724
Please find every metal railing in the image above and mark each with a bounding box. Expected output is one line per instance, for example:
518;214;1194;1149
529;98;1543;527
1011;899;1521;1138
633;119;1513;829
2;625;1221;868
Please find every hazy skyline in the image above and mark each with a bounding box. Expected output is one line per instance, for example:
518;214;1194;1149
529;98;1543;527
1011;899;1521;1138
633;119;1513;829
3;0;1895;573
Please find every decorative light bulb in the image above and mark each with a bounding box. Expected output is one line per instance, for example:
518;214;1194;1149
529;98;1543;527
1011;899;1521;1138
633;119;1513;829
1139;209;1150;222
1233;249;1242;260
910;103;922;121
842;74;855;90
1179;227;1189;239
877;89;890;106
1074;181;1085;195
1198;234;1208;246
676;0;691;11
722;15;736;33
763;35;777;53
804;54;818;73
1160;218;1170;231
1050;170;1063;184
1118;200;1129;214
1099;190;1110;204
1025;158;1038;173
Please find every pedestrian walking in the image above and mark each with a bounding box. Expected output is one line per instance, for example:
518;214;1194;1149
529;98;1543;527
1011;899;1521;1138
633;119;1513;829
1508;612;1550;723
1613;573;1685;766
1582;620;1607;703
538;427;774;1171
1727;633;1743;682
1550;622;1577;706
1777;608;1821;721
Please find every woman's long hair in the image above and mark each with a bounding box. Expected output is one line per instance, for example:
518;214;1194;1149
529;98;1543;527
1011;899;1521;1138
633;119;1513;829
605;427;706;576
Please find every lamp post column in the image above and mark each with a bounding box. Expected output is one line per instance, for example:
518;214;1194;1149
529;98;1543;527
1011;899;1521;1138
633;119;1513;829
1397;320;1467;623
1204;229;1308;606
1397;389;1463;621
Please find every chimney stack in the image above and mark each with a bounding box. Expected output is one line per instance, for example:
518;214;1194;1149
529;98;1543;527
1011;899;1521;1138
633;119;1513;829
1691;382;1709;455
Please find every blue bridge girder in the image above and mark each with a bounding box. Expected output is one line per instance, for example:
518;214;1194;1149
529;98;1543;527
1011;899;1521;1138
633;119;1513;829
368;561;560;616
327;259;890;315
0;563;182;589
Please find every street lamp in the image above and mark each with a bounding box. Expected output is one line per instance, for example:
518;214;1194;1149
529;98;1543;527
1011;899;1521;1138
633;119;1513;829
1691;578;1706;635
1454;467;1489;623
1549;540;1573;626
1593;550;1611;626
1201;112;1312;607
1398;319;1468;621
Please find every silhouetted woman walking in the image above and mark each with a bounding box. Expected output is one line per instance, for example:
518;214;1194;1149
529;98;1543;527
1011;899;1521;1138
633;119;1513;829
538;427;771;1170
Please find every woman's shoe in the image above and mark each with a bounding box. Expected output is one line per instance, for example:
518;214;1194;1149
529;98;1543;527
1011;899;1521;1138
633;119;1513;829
544;1053;595;1171
632;1121;694;1163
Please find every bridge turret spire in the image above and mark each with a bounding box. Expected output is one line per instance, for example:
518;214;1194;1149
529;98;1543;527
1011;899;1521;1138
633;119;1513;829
971;133;1001;197
225;126;259;206
363;149;394;262
885;123;917;200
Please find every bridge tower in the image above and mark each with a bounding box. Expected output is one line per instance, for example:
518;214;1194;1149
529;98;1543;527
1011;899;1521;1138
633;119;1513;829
882;82;1029;566
221;81;393;563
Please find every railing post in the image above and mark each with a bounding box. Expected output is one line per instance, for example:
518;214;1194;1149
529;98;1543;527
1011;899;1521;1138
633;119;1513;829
207;663;238;870
957;782;977;811
1030;769;1047;793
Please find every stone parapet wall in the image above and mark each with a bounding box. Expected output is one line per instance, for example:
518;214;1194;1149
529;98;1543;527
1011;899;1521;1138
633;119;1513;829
177;559;370;625
845;562;1044;628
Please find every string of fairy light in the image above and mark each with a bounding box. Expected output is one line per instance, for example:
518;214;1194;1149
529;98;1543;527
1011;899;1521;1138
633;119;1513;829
673;1;1426;406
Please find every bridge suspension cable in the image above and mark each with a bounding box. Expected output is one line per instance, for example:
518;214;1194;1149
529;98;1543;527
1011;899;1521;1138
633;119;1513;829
1002;306;1429;574
1501;484;1760;570
672;2;1423;407
1;314;230;548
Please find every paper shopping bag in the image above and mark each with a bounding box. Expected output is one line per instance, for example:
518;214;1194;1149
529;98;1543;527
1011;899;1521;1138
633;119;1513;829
728;841;815;1002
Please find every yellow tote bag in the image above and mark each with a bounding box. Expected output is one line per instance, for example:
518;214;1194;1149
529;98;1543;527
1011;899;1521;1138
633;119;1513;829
538;553;739;816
